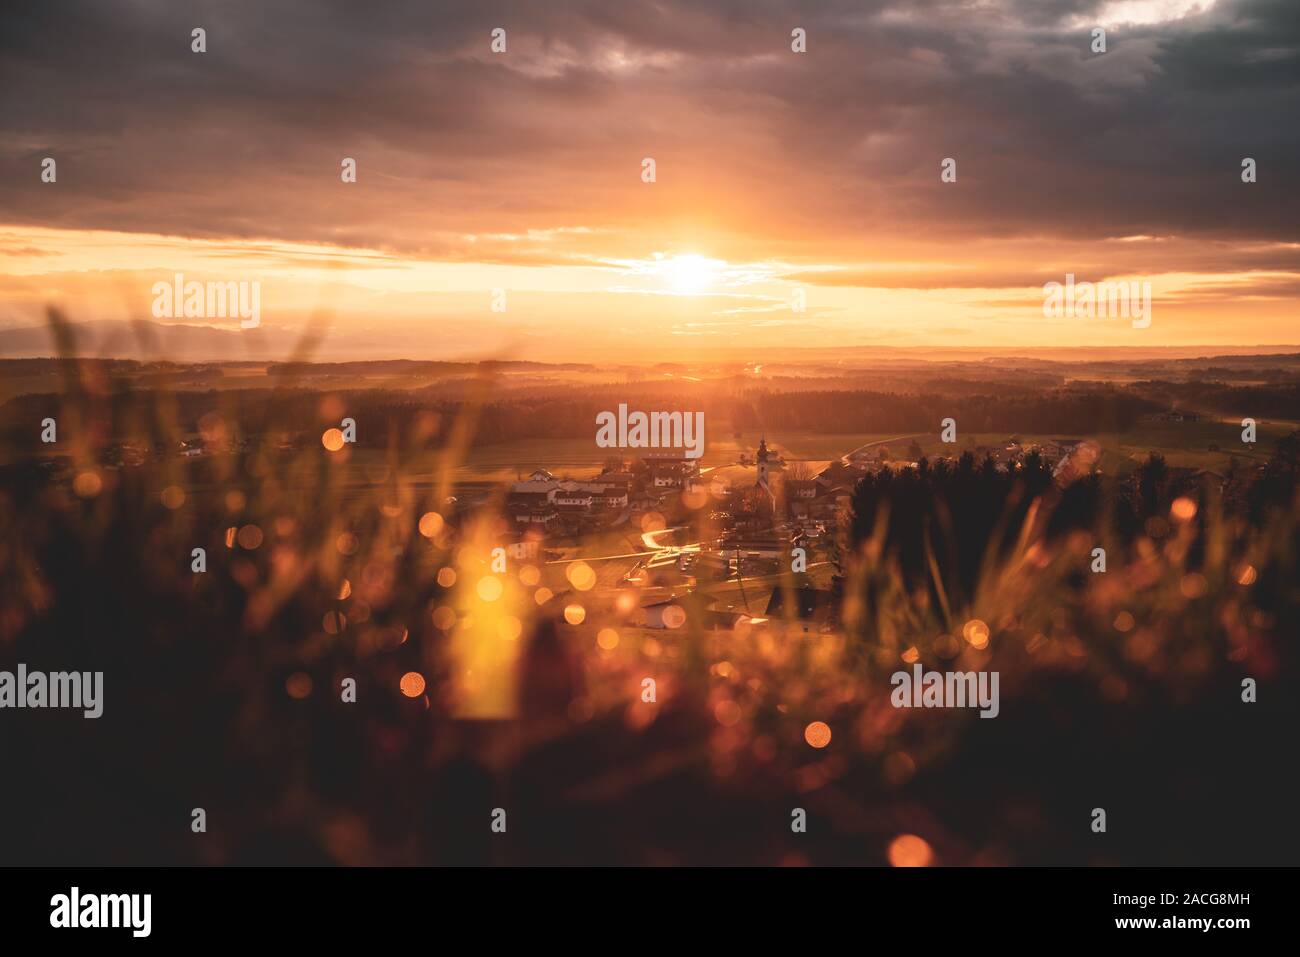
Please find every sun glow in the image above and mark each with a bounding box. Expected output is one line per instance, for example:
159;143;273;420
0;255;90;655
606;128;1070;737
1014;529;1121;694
661;253;724;295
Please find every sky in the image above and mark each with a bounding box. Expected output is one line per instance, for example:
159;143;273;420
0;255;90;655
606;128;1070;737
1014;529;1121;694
1;0;1297;360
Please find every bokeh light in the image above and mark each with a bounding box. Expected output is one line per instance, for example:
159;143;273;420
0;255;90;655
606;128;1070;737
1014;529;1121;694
418;512;445;538
804;721;832;749
566;561;597;591
714;699;742;727
962;618;990;649
285;672;313;699
399;672;426;698
888;834;934;867
73;470;102;498
1170;496;1197;522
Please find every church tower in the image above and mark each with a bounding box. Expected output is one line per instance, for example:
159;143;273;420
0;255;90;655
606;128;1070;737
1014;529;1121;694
756;436;771;489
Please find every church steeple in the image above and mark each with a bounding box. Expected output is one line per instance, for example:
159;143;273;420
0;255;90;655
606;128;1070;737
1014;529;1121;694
756;436;770;488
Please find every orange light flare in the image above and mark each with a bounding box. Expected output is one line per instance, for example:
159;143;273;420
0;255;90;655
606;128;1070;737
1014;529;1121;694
399;671;426;698
804;721;832;749
887;833;934;867
73;470;103;498
660;604;687;629
566;561;597;591
418;511;445;538
446;514;529;719
962;618;990;650
714;698;742;727
1170;496;1198;523
476;575;504;601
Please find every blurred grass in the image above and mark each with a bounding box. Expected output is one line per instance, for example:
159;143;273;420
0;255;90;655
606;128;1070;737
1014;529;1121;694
0;317;1297;865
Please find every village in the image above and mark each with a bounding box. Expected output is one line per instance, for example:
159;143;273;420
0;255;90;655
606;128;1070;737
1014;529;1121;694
479;434;1102;633
23;416;1260;639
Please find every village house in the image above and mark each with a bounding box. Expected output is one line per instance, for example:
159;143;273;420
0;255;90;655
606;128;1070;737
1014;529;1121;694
553;482;595;511
583;473;632;508
592;469;636;486
596;485;629;509
784;479;819;501
644;454;699;489
685;473;728;498
513;507;556;526
781;478;820;516
506;485;557;527
651;467;686;488
513;507;557;527
805;484;852;521
506;471;633;526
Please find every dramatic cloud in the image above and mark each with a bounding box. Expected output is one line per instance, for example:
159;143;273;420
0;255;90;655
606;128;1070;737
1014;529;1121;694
0;0;1296;354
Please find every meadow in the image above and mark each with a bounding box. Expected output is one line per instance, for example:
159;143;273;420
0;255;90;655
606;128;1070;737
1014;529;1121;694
3;354;1298;864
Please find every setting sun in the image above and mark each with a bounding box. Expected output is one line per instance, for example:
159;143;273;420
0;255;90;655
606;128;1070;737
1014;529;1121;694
660;253;724;295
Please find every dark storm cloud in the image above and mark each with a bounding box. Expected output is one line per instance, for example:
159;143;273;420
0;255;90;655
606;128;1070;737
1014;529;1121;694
0;0;1296;255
